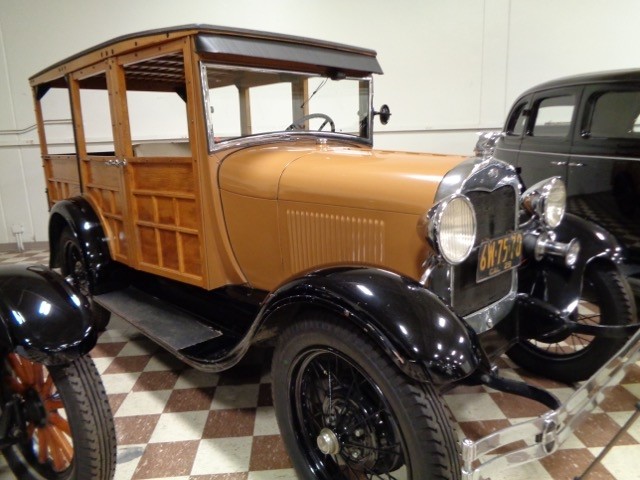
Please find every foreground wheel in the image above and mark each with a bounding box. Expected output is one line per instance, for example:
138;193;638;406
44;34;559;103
2;354;116;479
508;263;636;382
59;227;110;330
272;313;460;480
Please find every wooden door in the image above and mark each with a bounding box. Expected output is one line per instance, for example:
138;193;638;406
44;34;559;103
70;62;132;264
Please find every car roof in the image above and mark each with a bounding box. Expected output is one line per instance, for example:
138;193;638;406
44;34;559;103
519;68;640;97
30;24;383;87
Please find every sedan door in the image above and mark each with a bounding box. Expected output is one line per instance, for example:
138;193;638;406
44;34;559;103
569;83;640;266
515;87;582;190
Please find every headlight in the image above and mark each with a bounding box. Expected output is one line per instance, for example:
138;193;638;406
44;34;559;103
521;177;566;228
425;195;477;264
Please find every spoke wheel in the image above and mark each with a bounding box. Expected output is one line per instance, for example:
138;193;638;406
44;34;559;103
508;263;636;382
273;313;461;480
6;354;73;473
295;349;405;479
2;354;116;480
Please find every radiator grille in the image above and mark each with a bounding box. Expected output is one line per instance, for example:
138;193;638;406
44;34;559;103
452;186;517;316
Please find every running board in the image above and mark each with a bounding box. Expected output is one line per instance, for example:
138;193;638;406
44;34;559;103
95;287;223;353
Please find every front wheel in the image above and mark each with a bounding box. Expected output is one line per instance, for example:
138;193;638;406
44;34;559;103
507;263;636;383
1;354;116;479
272;313;461;480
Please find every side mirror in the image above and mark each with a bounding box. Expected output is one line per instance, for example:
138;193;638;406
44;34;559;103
374;104;391;125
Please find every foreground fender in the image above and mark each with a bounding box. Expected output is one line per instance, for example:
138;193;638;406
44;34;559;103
0;264;97;365
258;266;482;385
529;213;624;314
49;196;116;294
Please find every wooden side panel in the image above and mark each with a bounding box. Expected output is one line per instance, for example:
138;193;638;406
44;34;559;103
128;157;203;284
43;155;81;205
83;156;129;262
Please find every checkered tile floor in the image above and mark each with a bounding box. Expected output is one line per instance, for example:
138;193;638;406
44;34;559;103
2;249;640;479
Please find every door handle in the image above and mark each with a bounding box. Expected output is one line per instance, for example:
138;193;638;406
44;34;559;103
104;159;128;167
568;162;584;167
550;161;568;166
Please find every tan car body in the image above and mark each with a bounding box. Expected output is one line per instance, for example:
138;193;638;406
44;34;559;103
29;24;466;293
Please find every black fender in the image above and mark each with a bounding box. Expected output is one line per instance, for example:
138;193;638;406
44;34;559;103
524;213;624;315
257;266;483;385
49;196;117;294
0;264;97;365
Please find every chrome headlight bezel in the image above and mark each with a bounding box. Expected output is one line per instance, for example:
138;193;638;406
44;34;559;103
521;177;567;228
424;194;477;265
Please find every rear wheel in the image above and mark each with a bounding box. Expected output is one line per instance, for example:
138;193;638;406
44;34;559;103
272;313;461;480
59;227;110;330
507;263;635;382
1;354;116;479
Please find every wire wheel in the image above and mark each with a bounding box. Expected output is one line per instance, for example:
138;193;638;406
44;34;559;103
507;263;635;382
273;315;461;480
293;348;407;479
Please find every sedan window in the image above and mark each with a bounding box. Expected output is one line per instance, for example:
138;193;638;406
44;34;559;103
588;90;640;138
532;95;575;138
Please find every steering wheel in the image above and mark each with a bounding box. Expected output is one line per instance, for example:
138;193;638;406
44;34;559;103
287;113;335;132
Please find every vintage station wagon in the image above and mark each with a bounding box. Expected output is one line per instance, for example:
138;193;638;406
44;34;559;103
30;25;640;479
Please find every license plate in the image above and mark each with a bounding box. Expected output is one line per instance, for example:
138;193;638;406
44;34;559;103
477;232;523;282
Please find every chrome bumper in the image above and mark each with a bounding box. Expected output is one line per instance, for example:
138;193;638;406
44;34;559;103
461;328;640;480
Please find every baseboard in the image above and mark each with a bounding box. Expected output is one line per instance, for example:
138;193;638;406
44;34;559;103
0;241;49;253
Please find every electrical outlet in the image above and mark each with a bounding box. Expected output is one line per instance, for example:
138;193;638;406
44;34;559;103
11;224;24;234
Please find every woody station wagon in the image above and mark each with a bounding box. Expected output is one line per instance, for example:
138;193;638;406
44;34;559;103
30;25;640;479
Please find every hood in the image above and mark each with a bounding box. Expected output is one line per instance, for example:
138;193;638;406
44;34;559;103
219;142;468;215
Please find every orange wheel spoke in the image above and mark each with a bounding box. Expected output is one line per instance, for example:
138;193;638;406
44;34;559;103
49;412;71;436
4;375;26;394
41;374;55;398
33;363;44;389
36;427;49;465
45;398;64;412
8;354;33;387
47;425;73;471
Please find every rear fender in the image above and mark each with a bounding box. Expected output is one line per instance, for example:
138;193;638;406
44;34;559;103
49;197;117;294
0;264;97;365
258;266;483;385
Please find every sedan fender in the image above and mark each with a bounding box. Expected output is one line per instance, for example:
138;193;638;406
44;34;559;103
258;266;483;385
535;213;626;315
0;264;97;365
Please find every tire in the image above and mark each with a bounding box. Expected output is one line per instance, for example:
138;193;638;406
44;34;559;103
2;354;116;479
507;263;636;383
272;313;461;480
59;227;110;330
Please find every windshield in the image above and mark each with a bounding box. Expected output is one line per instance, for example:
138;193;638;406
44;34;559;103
202;64;372;148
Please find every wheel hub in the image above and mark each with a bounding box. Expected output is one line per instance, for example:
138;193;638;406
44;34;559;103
316;427;340;455
23;389;48;428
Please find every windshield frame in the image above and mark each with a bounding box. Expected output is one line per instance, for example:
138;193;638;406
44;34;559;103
200;62;374;151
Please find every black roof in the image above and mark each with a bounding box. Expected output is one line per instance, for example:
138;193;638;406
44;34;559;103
31;24;382;83
520;68;640;97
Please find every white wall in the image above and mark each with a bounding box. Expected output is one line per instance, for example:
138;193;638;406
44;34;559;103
0;0;639;245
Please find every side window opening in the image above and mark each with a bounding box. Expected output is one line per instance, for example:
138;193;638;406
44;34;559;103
38;86;76;154
531;95;576;138
587;89;640;138
124;52;191;157
506;102;529;137
78;73;115;155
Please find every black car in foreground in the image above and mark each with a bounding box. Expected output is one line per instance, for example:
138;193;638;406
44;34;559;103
478;69;640;303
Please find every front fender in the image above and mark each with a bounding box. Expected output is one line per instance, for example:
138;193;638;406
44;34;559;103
258;266;482;385
524;213;623;314
0;264;97;365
